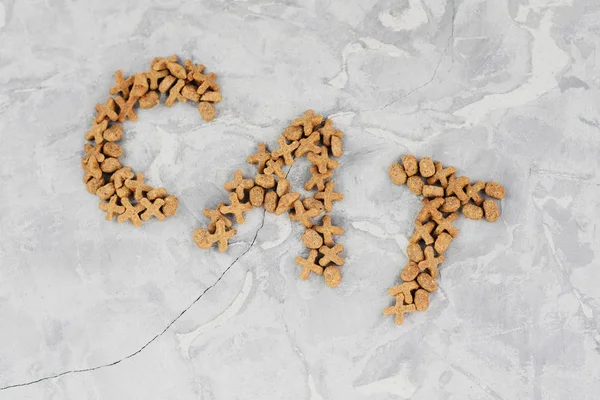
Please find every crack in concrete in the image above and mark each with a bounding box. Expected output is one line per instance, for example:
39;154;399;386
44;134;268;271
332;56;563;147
0;212;267;391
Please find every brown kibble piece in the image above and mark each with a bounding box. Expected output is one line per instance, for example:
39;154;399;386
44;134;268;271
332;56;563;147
383;294;416;325
440;196;461;213
308;146;338;173
147;187;167;201
201;91;222;103
275;192;300;215
146;69;169;90
276;178;290;197
313;215;343;247
402;155;418;177
427;162;456;188
407;243;424;263
302;229;323;249
166;61;187;79
101;158;122;173
194;72;219;94
85;119;107;144
117;197;145;227
330;136;343;158
151;55;178;71
163;196;179;217
103;124;123;142
139;91;160;109
271;136;299;165
295;132;321;158
389;162;407;185
255;173;276;189
130;73;149;98
296;250;323;280
433;213;459;237
125;173;152;200
99;195;125;221
464;181;485;205
319;243;344;266
388;280;419;303
114;95;138;123
283;125;303;141
434;232;452;254
220;193;252;224
485;182;505;199
95;97;119;123
407;176;424;195
110;167;134;189
185;59;205;81
292;109;323;136
324;266;342;288
86;177;105;194
414;289;429;311
204;204;232;233
418;246;444;278
140;198;166;221
109;70;134;98
264;191;278;213
96;183;116;201
417;197;444;222
305;165;332;192
314;181;343;212
264;158;285;179
224;170;254;200
410;220;435;245
303;198;325;214
289;200;320;228
417;272;438;292
418;157;435;178
249;186;265;207
247;143;271;173
400;261;420;282
115;185;132;198
463;203;484;220
158;75;176;93
198;102;215;121
165;79;186;107
422;185;444;198
181;84;200;102
103;142;123;158
446;175;470;202
82;143;105;168
194;220;236;252
318;119;344;146
483;199;500;222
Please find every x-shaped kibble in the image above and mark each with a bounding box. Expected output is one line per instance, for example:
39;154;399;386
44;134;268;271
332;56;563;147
426;161;456;189
304;165;332;191
433;212;459;237
125;173;153;200
463;180;485;205
204;204;233;233
264;158;285;178
289;200;320;228
140;198;166;221
84;119;108;144
416;197;444;222
314;181;343;212
409;220;435;245
291;109;323;136
165;79;186;107
308;146;338;173
146;69;169;90
247;143;271;173
193;72;219;94
220;193;252;224
318;243;344;266
418;246;444;278
313;215;344;246
295;249;324;280
109;70;134;98
95;97;119;123
110;167;134;189
383;294;416;325
194;220;236;252
295;132;321;158
115;95;138;123
185;59;205;81
83;142;105;165
224;170;255;200
271;135;299;165
446;175;469;202
388;280;420;303
318;119;344;146
117;197;145;227
99;195;125;221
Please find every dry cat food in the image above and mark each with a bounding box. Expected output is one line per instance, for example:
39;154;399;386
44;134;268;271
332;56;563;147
82;55;221;226
193;110;346;288
386;155;506;325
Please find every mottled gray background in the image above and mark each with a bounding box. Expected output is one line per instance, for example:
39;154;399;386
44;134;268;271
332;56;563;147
1;0;599;399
